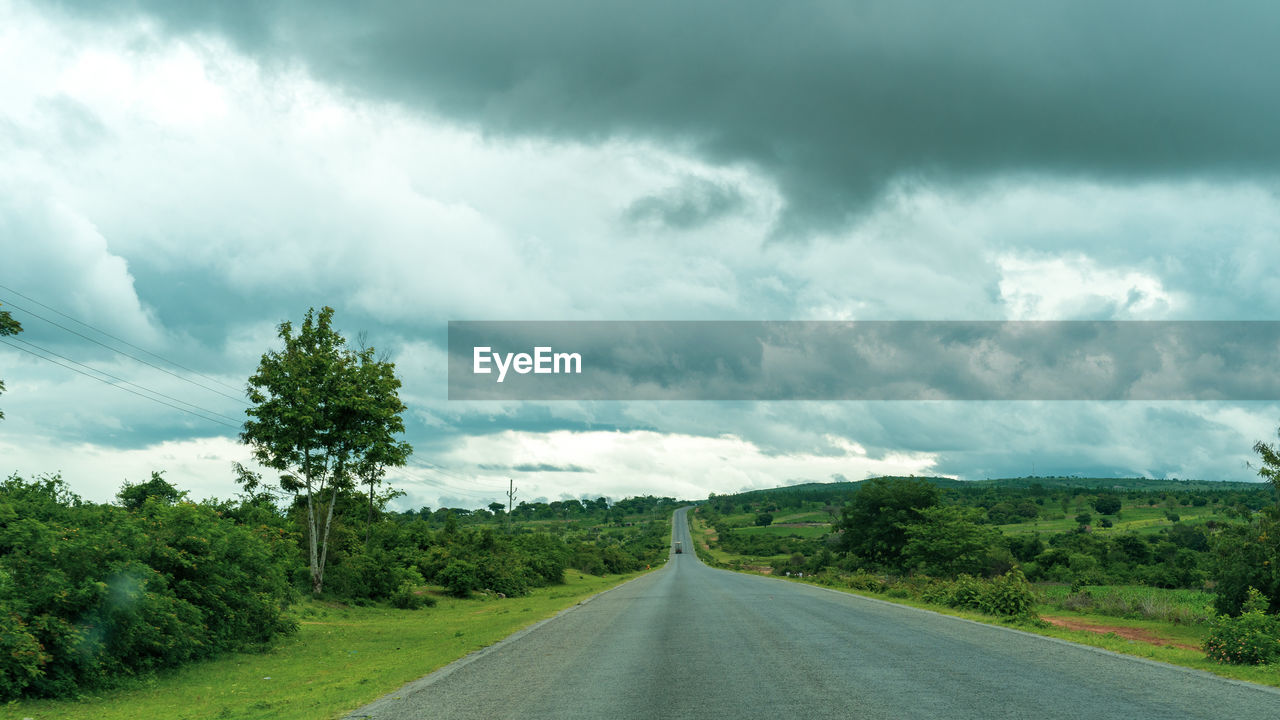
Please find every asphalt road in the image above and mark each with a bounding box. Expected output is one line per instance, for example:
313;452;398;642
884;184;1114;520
347;508;1280;719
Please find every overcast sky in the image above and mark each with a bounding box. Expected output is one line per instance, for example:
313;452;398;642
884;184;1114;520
2;0;1279;510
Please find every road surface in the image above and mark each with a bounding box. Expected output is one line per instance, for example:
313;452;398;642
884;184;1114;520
347;507;1280;719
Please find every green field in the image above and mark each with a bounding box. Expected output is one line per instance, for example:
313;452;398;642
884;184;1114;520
772;510;833;524
735;524;831;538
689;514;787;566
1038;584;1217;623
996;502;1219;536
0;572;647;720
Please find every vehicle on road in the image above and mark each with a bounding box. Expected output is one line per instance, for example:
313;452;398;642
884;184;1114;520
674;541;683;554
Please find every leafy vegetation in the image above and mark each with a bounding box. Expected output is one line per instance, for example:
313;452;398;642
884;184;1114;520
0;305;683;703
0;474;297;700
241;306;411;596
0;304;20;420
697;443;1280;667
0;470;676;703
0;574;643;720
1203;589;1280;665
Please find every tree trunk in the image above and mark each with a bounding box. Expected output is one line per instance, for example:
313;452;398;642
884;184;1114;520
366;478;374;546
306;479;322;596
316;482;339;595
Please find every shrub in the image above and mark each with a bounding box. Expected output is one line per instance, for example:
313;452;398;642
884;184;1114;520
978;569;1037;617
0;475;298;700
843;571;885;593
438;560;481;597
0;607;47;699
1203;589;1280;665
390;578;435;610
947;574;986;611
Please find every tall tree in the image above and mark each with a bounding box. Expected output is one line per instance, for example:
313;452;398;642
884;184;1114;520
0;305;22;420
835;477;940;568
1255;425;1280;499
350;345;412;543
240;306;411;594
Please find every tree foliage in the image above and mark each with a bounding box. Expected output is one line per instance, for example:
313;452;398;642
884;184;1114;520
0;474;297;700
1255;427;1280;497
1093;494;1122;515
836;477;940;568
116;471;185;511
240;306;411;595
1204;588;1280;665
902;505;1006;577
0;306;22;420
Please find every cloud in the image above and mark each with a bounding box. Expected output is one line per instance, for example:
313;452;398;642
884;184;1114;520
0;434;259;503
997;254;1181;320
424;429;941;505
0;191;161;346
479;462;593;473
4;2;1279;509
47;0;1280;232
623;177;746;230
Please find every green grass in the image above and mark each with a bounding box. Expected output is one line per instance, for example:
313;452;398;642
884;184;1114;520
1038;585;1217;624
735;524;831;539
772;511;832;524
689;513;787;566
0;572;647;720
687;513;740;566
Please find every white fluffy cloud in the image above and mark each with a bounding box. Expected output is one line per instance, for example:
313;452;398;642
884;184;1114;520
391;429;941;511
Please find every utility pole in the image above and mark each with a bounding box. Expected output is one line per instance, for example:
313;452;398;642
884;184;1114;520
506;478;517;515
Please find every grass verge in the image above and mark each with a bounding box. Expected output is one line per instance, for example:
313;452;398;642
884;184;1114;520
0;571;646;720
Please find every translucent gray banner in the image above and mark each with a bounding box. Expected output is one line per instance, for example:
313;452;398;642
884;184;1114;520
447;321;1280;400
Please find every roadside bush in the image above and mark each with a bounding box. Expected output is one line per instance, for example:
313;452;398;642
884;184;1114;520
0;474;297;700
843;571;886;593
1210;517;1280;616
438;559;481;597
389;570;435;610
945;574;986;611
978;569;1037;617
1203;589;1280;665
0;604;46;699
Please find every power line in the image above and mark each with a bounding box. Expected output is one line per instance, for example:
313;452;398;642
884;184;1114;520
0;283;245;394
0;291;247;404
395;465;507;497
0;338;240;429
6;336;244;424
415;460;509;488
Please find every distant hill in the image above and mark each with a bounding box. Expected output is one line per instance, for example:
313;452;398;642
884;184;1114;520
971;476;1269;492
716;475;1270;500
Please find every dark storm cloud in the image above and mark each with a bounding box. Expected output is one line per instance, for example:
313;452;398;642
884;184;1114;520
623;178;746;230
52;1;1280;231
478;463;593;473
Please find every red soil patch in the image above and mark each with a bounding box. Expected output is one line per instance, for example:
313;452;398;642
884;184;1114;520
1040;615;1198;651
